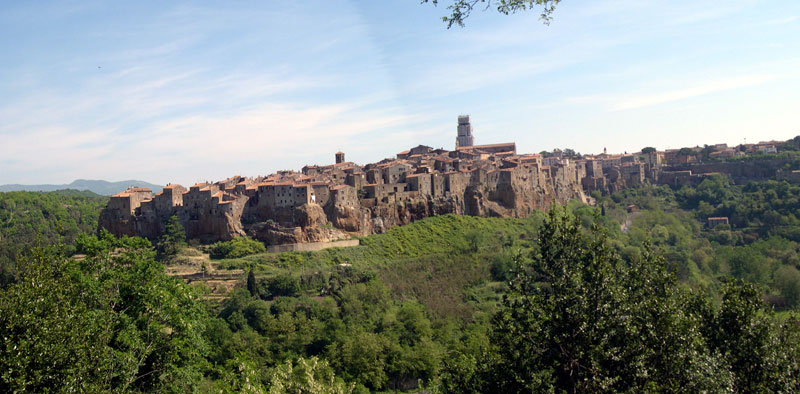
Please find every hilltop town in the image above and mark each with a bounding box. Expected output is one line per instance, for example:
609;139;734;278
99;116;792;245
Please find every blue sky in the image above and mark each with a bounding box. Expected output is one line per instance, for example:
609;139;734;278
1;0;798;185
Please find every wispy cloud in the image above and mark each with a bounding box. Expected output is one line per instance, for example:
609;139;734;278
611;74;781;111
2;1;800;184
766;15;798;25
564;73;784;112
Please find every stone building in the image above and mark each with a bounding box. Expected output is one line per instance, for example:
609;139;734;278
456;115;474;148
109;115;772;245
405;173;432;196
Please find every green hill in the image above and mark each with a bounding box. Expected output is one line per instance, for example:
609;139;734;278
0;190;108;284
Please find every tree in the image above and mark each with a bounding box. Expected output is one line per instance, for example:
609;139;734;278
441;208;730;392
701;144;717;160
157;215;186;258
268;357;355;394
774;265;800;308
641;146;656;154
0;242;207;392
697;279;800;392
423;0;561;28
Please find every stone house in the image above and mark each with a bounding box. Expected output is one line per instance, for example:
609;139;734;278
405;173;432;196
331;184;357;207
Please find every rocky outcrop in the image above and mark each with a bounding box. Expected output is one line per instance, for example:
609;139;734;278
248;221;350;245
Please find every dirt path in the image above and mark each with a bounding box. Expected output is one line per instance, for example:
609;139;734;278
621;211;640;233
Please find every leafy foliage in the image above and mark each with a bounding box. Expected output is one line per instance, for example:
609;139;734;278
0;237;207;392
157;215;187;258
440;209;799;393
5;179;800;391
210;236;267;259
423;0;561;28
0;190;107;285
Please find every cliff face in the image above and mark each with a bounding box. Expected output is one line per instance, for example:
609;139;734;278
98;170;586;244
349;178;583;237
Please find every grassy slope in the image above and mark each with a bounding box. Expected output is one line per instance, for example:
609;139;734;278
204;213;546;321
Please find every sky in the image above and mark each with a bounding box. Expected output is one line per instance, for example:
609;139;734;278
1;0;799;186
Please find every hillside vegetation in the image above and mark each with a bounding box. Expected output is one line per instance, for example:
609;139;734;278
0;190;107;284
3;178;800;392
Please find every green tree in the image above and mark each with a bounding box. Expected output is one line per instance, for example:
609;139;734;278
210;237;267;259
774;265;800;307
247;268;259;297
157;215;186;258
268;357;355;394
269;274;300;298
442;209;730;392
0;241;207;392
698;279;800;392
641;146;656;154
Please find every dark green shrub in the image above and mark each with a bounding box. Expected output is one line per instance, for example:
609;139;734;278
269;274;299;297
210;237;266;259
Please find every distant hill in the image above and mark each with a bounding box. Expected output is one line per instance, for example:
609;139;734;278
0;179;162;196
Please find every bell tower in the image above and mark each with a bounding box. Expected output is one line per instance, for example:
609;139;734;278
456;115;474;149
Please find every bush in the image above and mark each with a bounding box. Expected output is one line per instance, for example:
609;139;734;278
210;237;267;259
489;254;514;282
269;274;300;297
774;265;800;308
157;215;186;258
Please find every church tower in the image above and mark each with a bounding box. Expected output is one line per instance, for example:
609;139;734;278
456;115;474;149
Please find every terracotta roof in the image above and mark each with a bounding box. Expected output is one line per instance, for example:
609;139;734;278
112;192;132;198
331;184;349;191
457;142;516;151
